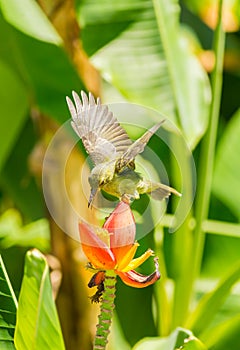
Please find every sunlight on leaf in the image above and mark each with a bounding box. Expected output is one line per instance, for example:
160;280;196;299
133;327;207;350
153;0;211;149
0;209;50;251
201;314;240;350
14;249;65;350
186;261;240;335
0;0;62;44
78;0;211;149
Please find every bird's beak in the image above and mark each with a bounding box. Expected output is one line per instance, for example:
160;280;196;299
88;188;97;208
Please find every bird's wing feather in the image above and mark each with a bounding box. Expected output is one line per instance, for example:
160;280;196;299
150;183;182;200
66;91;132;164
116;120;165;171
138;180;182;200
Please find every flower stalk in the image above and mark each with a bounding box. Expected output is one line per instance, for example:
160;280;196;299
79;201;160;349
94;270;117;350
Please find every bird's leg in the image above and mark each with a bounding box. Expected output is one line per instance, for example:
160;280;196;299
121;194;131;204
121;191;139;204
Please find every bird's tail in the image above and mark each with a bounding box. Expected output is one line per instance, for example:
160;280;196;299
138;180;181;200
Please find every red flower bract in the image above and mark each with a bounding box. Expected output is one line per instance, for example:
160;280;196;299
79;201;160;288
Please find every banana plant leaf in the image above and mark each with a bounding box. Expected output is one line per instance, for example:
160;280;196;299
133;327;207;350
14;249;65;350
78;0;211;149
0;255;17;349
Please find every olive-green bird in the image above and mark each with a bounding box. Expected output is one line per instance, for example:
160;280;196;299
66;91;181;207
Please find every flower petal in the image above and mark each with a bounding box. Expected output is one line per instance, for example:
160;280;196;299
121;249;154;272
104;201;136;248
117;258;160;288
114;242;139;270
79;221;116;269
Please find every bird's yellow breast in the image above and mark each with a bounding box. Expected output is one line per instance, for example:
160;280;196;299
102;169;142;199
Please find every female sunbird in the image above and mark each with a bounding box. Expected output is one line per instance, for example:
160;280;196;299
66;91;181;207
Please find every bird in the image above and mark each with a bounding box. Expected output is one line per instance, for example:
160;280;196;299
66;90;181;207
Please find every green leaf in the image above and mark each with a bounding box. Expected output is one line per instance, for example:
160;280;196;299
212;109;240;220
0;209;50;251
201;314;240;350
133;327;207;350
152;0;211;149
202;233;240;278
0;119;45;221
0;0;84;218
0;0;62;44
0;0;62;43
14;249;65;350
78;1;141;56
110;314;131;350
0;255;17;350
186;260;240;335
0;2;84;123
0;59;28;172
79;0;211;149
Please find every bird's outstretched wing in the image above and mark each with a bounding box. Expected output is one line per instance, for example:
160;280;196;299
66;91;132;165
115;120;165;171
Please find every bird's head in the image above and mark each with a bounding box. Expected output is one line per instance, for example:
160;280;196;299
88;163;114;208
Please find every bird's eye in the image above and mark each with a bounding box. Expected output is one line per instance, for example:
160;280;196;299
99;180;104;186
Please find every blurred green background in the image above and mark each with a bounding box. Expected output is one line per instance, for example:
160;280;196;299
0;0;240;349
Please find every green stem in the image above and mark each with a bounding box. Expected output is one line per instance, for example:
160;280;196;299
160;214;240;238
170;134;194;328
94;270;116;350
189;0;225;305
154;226;172;336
